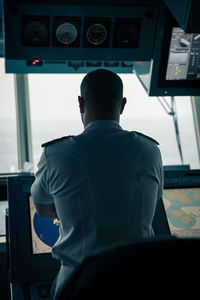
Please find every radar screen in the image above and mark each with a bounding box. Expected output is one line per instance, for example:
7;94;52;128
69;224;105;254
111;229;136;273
29;196;60;254
166;27;200;80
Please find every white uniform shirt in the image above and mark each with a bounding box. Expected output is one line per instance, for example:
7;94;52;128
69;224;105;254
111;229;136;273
31;120;163;299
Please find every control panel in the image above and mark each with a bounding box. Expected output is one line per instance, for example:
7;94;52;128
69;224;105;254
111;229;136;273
5;59;134;73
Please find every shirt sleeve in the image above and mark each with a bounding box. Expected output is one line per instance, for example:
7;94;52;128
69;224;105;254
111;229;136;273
138;144;164;234
157;160;164;200
31;150;54;204
141;145;163;201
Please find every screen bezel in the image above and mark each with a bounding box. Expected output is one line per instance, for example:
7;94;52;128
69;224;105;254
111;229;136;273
7;176;60;282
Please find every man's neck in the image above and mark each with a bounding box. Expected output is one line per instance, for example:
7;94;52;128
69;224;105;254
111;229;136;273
83;116;120;128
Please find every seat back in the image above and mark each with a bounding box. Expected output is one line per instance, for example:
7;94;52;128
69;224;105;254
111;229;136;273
59;238;200;300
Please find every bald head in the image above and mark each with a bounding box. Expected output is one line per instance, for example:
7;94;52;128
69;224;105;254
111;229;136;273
79;69;126;126
81;69;123;103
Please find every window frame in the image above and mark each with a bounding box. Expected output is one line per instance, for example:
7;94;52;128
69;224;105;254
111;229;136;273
191;96;200;164
14;74;33;170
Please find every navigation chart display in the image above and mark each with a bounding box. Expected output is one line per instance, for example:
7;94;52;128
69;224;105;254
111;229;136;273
29;197;60;254
166;27;200;80
163;188;200;238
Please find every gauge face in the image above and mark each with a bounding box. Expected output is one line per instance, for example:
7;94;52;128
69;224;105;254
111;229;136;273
113;20;141;48
86;24;107;46
118;24;138;45
56;23;78;45
24;21;49;46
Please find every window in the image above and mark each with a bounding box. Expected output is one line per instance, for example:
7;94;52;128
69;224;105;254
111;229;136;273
0;59;18;173
120;75;199;169
28;73;199;169
29;74;84;165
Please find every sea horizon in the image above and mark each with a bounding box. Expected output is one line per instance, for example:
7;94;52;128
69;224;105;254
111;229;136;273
0;116;199;172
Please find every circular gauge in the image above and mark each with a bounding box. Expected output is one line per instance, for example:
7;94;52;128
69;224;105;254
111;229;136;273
86;24;107;46
118;24;138;44
56;23;78;45
24;21;49;46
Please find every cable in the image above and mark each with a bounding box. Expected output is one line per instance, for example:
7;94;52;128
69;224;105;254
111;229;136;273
157;96;184;164
171;97;184;164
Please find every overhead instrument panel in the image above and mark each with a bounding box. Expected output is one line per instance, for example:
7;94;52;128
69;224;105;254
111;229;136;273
3;1;159;73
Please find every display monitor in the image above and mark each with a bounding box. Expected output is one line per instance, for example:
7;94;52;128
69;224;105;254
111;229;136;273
133;10;200;96
163;187;200;238
166;27;200;81
157;17;200;94
7;176;60;283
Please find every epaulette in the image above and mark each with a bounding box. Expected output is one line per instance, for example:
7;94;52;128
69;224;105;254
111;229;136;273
133;131;159;145
41;135;74;148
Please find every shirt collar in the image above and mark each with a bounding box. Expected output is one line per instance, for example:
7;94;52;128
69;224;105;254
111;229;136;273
84;120;122;131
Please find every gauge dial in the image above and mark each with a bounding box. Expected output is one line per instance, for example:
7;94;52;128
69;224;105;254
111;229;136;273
118;24;138;43
86;24;107;46
24;21;49;46
113;20;141;48
56;23;78;45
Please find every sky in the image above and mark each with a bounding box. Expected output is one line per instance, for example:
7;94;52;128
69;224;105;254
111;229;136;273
28;73;192;121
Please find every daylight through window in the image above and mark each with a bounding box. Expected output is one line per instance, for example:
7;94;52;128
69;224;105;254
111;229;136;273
0;59;18;173
28;73;199;170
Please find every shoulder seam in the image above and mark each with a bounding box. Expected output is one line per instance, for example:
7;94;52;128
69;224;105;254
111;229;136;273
132;131;159;145
41;135;74;148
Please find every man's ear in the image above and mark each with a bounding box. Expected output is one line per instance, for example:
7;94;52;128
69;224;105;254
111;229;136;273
78;96;85;114
120;97;127;114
